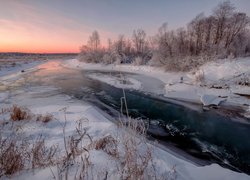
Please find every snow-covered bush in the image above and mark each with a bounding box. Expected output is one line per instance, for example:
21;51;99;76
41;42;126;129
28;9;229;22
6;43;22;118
194;69;205;84
102;53;114;64
114;55;122;65
133;56;144;65
237;73;250;86
148;52;163;66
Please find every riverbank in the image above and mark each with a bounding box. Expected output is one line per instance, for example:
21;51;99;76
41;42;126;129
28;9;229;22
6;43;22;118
63;58;250;119
0;60;249;179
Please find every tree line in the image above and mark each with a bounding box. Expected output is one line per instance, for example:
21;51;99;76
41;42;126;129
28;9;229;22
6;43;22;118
79;1;250;71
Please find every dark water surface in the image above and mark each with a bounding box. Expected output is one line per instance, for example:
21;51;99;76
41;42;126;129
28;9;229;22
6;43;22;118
29;62;250;174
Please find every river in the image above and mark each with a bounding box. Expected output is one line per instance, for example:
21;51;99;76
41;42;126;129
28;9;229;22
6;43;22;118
20;61;250;174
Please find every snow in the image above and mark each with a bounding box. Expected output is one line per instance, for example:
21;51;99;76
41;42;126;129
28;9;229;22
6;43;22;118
245;107;250;118
87;73;142;90
0;60;42;77
63;58;250;108
200;58;250;82
1;59;250;179
0;92;9;102
231;85;250;96
200;94;227;106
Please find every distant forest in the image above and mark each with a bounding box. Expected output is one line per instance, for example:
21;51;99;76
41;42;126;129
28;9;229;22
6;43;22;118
79;1;250;71
0;53;77;61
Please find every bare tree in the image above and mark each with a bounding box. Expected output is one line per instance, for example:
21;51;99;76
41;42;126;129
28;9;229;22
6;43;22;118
114;35;126;56
156;23;174;59
79;30;103;63
107;38;112;52
189;13;206;55
213;1;235;46
88;30;100;51
132;29;147;55
224;12;249;49
78;1;250;68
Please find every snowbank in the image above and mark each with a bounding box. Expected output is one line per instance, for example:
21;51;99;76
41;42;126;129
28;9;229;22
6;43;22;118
87;73;142;90
199;58;250;82
200;94;227;106
2;86;248;180
63;58;250;107
0;60;43;77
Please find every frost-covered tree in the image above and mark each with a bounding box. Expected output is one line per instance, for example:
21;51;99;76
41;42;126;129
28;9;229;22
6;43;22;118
88;30;100;51
132;29;146;55
212;1;235;46
132;29;151;64
79;30;103;63
78;1;250;68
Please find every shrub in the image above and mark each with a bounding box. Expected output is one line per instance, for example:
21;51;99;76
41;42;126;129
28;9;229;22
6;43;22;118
31;137;57;169
133;57;144;65
0;137;26;176
102;53;115;64
10;105;31;121
0;134;57;177
95;135;118;157
36;114;53;123
194;69;205;84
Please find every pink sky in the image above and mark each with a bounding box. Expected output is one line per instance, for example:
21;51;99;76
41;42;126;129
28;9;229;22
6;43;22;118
0;1;114;53
1;0;249;53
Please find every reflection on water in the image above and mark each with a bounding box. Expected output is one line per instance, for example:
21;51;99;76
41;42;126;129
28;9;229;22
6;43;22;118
37;61;63;71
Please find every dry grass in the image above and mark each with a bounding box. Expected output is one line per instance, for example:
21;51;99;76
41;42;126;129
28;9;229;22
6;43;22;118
31;136;58;169
0;136;27;176
117;119;155;180
36;114;53;123
95;135;118;157
2;105;54;123
10;105;31;121
1;106;174;179
0;107;11;115
54;117;93;180
0;134;57;177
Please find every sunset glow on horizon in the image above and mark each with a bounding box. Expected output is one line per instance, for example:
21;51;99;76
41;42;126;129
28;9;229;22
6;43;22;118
1;0;250;53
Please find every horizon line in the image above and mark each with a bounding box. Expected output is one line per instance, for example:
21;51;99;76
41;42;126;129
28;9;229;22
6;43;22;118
0;51;79;54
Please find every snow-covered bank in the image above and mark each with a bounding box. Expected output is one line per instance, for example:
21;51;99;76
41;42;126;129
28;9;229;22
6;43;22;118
0;60;44;77
0;60;46;92
63;58;250;110
0;59;249;179
1;85;249;180
87;73;142;90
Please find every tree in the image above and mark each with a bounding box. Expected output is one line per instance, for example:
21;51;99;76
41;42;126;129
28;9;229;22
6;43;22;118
156;23;173;59
79;30;103;63
114;35;126;56
213;1;235;46
88;30;100;51
189;13;206;55
132;29;147;56
224;12;249;49
78;1;250;67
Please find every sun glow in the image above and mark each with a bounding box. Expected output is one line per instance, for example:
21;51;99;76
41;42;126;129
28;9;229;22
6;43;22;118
0;20;83;53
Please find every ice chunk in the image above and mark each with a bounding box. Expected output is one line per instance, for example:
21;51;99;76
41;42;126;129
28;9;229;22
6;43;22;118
200;94;226;106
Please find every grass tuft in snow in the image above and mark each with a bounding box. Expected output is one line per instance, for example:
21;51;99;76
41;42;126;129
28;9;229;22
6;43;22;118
0;134;58;177
10;105;31;121
94;135;118;157
36;113;54;123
